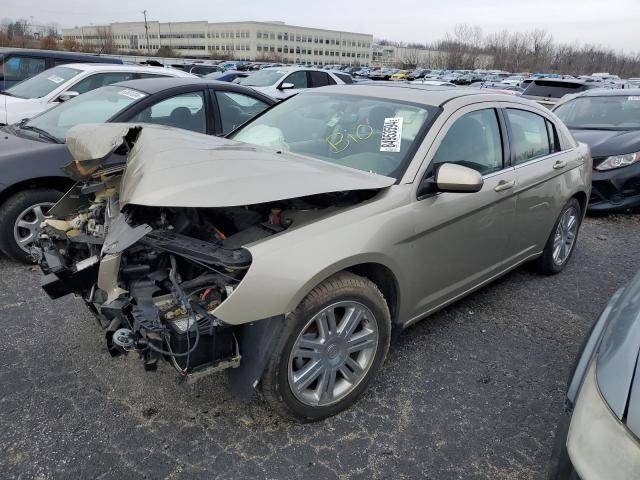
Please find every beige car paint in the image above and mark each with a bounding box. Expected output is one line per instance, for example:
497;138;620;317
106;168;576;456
212;93;591;326
66;87;591;328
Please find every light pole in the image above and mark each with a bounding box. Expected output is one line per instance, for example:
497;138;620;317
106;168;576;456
141;10;151;54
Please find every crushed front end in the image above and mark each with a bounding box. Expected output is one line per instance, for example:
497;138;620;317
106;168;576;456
34;175;275;375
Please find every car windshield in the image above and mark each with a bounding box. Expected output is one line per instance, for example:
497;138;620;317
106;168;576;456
24;85;146;142
4;66;81;99
554;95;640;130
239;70;285;87
229;92;438;179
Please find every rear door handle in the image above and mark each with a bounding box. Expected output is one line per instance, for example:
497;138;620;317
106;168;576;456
494;180;515;192
553;160;567;170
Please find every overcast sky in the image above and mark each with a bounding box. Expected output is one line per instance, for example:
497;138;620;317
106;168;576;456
4;0;640;51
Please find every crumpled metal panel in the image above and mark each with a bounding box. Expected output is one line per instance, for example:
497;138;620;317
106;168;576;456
65;123;396;209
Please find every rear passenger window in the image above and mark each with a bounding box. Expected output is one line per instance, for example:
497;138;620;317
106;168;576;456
309;71;332;87
506;109;552;164
432;109;503;175
546;120;560;153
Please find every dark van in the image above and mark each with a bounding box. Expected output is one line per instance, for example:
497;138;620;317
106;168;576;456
0;49;123;89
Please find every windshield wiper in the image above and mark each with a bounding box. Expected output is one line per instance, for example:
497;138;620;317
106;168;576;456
0;90;15;97
19;124;62;144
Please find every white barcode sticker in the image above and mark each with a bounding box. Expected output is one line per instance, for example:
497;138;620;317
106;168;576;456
118;89;146;100
380;117;403;152
47;75;65;84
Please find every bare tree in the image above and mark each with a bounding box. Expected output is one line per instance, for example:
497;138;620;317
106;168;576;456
62;36;80;52
94;26;116;54
40;35;58;50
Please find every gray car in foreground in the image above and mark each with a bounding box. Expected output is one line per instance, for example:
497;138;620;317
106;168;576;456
36;84;591;421
549;271;640;479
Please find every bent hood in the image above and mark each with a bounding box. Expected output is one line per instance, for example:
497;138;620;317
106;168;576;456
65;123;395;208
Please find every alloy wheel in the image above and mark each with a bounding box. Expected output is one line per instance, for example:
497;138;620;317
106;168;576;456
552;206;579;266
13;202;54;253
288;301;379;407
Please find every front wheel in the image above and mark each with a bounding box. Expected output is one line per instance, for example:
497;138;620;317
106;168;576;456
261;271;391;422
536;198;582;275
0;189;61;263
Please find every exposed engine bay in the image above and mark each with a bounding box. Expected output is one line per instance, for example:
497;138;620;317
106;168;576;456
34;168;377;377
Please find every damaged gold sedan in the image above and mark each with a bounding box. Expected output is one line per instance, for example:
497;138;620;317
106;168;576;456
35;85;591;421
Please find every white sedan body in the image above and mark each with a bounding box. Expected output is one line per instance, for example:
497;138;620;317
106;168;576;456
0;64;196;125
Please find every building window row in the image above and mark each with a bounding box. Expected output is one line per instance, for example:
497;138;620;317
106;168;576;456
255;31;369;48
209;44;250;51
207;31;250;39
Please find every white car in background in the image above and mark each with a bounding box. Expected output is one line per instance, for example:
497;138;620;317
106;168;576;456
239;66;346;100
502;75;525;87
0;64;196;125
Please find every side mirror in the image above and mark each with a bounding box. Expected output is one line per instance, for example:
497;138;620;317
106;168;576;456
418;163;484;197
278;82;295;90
57;91;79;103
435;163;483;193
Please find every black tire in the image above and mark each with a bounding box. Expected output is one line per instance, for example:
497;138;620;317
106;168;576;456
535;198;582;275
0;189;62;263
261;271;391;422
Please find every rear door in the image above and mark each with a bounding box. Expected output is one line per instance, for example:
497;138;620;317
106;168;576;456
502;104;579;260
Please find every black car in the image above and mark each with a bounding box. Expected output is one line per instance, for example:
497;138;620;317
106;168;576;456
0;77;275;262
553;89;640;212
0;48;122;89
180;64;224;77
521;79;601;109
548;270;640;479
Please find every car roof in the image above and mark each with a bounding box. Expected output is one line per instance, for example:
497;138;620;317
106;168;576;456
58;63;193;75
574;88;640;97
530;78;592;86
263;66;331;73
109;77;276;101
0;48;122;63
307;83;522;107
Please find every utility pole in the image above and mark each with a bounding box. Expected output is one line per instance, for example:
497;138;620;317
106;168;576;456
142;10;151;54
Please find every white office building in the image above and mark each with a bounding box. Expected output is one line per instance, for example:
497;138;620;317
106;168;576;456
62;21;373;65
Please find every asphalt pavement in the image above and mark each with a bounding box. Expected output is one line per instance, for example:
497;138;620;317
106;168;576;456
1;215;639;480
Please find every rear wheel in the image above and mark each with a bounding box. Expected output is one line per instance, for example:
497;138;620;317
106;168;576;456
536;198;581;275
0;189;61;263
261;271;391;422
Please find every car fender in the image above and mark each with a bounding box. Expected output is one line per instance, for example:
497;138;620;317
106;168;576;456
212;187;411;326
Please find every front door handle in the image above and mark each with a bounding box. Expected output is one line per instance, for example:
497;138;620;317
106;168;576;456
494;180;515;192
553;160;567;170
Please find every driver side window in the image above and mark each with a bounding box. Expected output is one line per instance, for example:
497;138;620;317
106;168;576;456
282;71;307;89
432;109;503;176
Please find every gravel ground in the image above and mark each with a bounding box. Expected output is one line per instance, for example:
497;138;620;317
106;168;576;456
1;215;639;480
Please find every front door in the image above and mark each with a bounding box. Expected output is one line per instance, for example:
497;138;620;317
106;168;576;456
407;105;517;321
